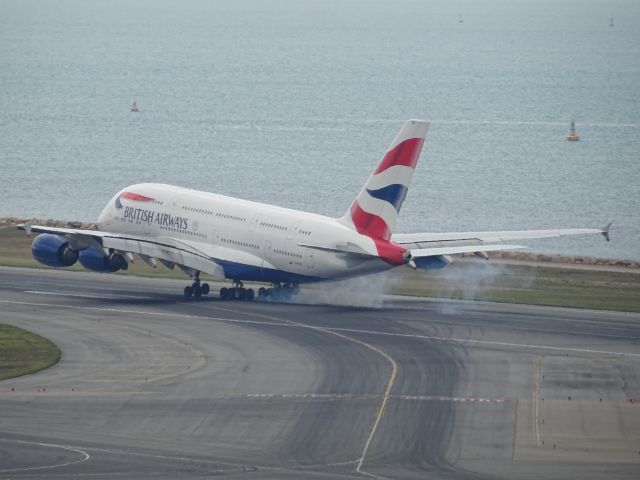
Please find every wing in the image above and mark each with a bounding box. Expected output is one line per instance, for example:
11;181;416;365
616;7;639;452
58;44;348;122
409;244;525;257
392;224;611;250
18;222;228;279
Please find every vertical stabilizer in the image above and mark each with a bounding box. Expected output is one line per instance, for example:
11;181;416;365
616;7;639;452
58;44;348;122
339;119;429;240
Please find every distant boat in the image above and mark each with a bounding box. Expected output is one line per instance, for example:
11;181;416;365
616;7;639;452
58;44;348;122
458;14;464;23
131;101;139;113
566;120;580;141
609;16;614;27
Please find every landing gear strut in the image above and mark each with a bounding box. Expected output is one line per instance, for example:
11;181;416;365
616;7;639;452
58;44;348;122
219;281;255;301
183;271;210;299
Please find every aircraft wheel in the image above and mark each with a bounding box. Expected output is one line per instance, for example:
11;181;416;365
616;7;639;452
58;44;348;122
258;287;266;298
201;283;210;295
184;285;193;298
219;287;228;300
245;288;255;301
237;288;246;301
194;284;202;298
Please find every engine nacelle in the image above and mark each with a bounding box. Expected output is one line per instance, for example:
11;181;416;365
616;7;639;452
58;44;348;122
32;234;79;268
78;247;128;273
412;254;452;270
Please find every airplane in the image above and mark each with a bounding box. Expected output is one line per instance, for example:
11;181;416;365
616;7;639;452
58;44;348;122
18;119;611;301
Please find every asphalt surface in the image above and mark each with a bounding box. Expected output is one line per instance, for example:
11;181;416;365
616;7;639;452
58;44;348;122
0;266;639;479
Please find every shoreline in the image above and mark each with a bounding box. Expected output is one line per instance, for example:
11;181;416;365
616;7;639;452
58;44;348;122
2;216;638;271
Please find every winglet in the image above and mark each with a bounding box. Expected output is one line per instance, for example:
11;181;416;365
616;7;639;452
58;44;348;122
17;219;34;237
602;222;612;242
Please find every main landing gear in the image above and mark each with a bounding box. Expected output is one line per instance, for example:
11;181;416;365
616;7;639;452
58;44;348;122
257;283;299;302
219;281;255;301
217;282;299;302
183;272;210;299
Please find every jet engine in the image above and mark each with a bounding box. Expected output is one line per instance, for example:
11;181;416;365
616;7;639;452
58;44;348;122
78;246;128;273
412;254;452;270
31;234;79;268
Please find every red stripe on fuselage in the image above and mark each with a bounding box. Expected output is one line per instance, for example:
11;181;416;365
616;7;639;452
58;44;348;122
374;137;424;174
349;202;406;265
120;192;155;201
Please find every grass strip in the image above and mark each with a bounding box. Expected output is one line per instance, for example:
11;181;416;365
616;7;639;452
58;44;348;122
1;226;639;312
0;324;61;380
392;263;640;312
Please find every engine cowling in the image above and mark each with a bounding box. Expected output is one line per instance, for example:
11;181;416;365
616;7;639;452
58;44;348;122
32;234;79;268
412;254;452;270
79;247;128;273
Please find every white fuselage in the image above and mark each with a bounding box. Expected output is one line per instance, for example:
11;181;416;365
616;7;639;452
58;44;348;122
97;183;394;283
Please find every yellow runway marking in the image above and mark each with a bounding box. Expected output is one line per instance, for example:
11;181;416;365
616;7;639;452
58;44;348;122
355;342;397;476
533;357;541;447
209;304;398;478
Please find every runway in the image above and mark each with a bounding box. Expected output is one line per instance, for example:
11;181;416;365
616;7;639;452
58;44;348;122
0;266;639;479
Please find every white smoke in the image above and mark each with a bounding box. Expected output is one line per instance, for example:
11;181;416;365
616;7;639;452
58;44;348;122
423;259;536;313
431;261;507;300
288;272;401;308
263;260;534;308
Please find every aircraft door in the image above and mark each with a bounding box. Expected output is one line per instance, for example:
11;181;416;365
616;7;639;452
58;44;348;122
250;214;262;233
288;222;301;240
142;204;154;235
304;251;315;270
143;217;151;235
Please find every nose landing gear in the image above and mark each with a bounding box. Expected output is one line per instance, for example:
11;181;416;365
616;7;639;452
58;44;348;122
183;272;210;299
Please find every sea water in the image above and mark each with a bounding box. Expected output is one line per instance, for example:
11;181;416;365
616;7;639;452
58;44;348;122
1;0;639;260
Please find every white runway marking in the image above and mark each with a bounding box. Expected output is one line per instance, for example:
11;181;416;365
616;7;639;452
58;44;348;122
0;438;90;473
1;442;361;476
328;326;640;358
24;290;153;300
396;394;505;403
246;393;505;403
395;297;640;320
1;299;639;359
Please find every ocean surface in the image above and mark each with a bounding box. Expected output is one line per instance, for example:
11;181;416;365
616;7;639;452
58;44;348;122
1;0;639;260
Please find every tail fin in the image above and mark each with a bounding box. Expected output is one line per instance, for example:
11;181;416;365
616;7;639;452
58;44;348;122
339;119;429;241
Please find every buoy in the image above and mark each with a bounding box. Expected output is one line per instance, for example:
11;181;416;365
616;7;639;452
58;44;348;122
566;120;580;141
131;100;139;113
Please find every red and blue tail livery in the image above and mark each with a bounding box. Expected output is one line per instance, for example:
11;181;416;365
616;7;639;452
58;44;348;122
341;120;429;241
18;119;609;301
